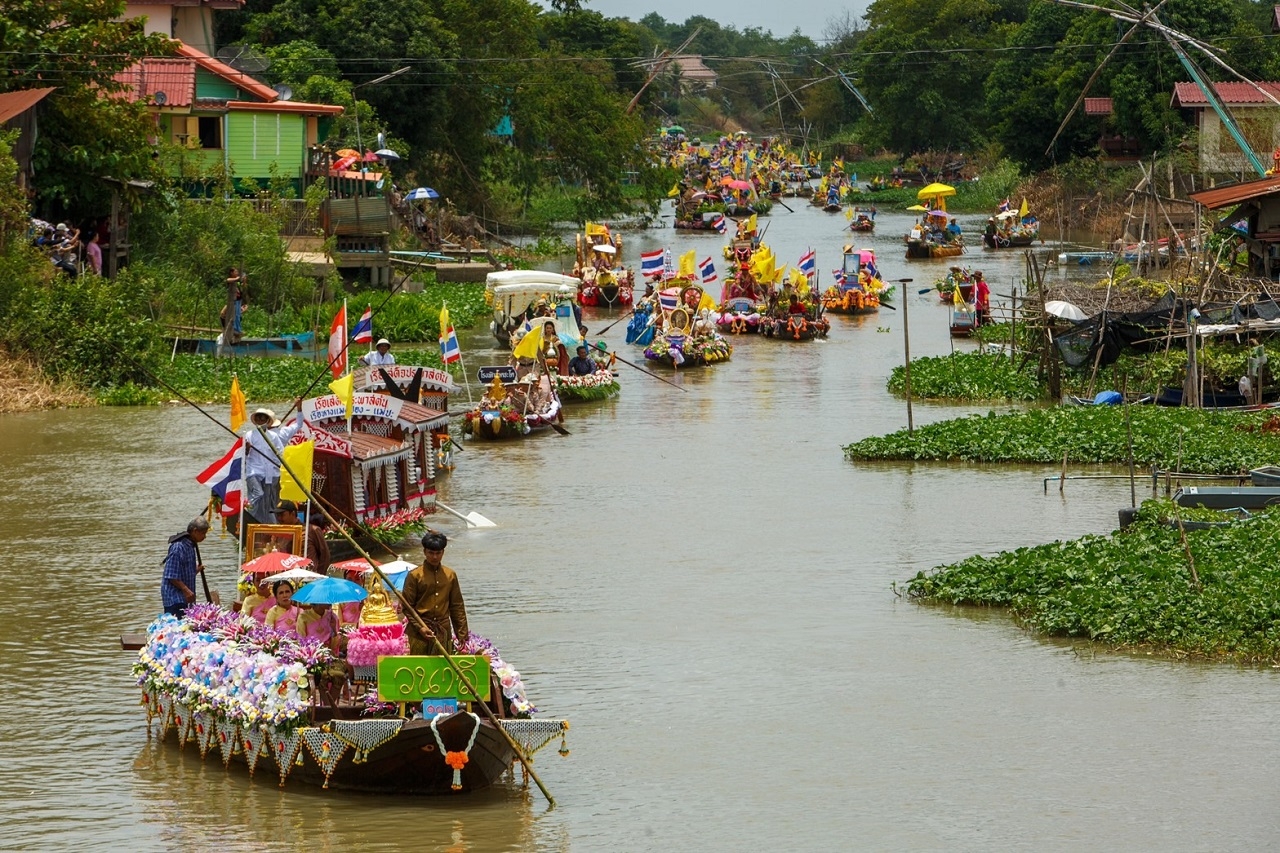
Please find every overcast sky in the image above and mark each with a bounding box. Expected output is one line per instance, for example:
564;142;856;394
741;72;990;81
568;1;870;43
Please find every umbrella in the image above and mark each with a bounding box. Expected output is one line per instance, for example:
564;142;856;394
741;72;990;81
243;551;314;575
292;576;368;606
361;150;381;162
906;204;930;212
592;243;617;254
928;209;949;219
262;567;326;584
726;180;754;191
331;557;380;574
336;148;359;159
374;149;400;160
404;187;439;201
995;209;1019;220
917;182;956;200
664;126;686;135
369;559;418;575
1044;300;1088;321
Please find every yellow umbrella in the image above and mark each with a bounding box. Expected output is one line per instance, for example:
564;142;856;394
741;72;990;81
906;204;930;211
917;182;956;212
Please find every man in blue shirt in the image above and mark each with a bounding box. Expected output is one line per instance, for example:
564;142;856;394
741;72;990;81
161;517;210;617
568;346;597;376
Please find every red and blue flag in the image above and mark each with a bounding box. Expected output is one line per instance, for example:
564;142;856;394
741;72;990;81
196;438;244;517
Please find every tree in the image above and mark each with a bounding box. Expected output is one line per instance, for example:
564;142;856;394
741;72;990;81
0;0;172;213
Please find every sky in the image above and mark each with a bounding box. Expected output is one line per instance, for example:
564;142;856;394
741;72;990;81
564;0;870;42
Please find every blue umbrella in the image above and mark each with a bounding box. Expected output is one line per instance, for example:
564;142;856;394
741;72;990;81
291;576;368;606
404;187;439;201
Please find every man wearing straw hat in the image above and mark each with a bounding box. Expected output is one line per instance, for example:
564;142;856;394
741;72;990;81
245;404;301;524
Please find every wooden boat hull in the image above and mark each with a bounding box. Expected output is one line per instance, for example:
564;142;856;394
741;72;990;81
983;234;1035;249
760;317;830;340
906;240;963;259
1249;466;1280;487
849;222;875;232
154;709;514;794
578;283;634;308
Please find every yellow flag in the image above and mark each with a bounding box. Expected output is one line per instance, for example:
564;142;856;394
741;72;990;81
844;207;854;221
328;372;354;420
746;213;758;234
1019;197;1029;217
512;325;545;361
953;282;967;308
697;291;717;312
678;249;697;278
229;375;246;432
667;183;680;198
278;440;314;503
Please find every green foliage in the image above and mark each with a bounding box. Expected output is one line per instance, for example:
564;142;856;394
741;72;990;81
2;263;162;388
905;503;1280;663
0;0;172;210
98;382;164;406
0;130;28;251
888;351;1041;402
157;354;325;404
844;406;1280;473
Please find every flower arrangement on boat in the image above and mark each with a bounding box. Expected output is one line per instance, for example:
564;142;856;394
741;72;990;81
645;335;732;365
327;506;430;547
458;633;537;717
134;610;321;731
460;403;529;436
552;369;620;402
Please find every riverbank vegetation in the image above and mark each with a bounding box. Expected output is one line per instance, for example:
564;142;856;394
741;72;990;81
844;406;1280;474
904;501;1280;664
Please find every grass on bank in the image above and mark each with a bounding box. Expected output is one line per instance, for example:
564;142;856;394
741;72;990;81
0;350;91;413
844;405;1280;474
904;501;1280;664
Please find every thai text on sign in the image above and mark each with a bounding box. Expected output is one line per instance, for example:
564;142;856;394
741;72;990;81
376;655;491;702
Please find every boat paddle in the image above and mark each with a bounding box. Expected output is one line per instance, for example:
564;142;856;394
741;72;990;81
585;341;687;392
774;197;795;214
435;501;497;528
595;308;638;336
272;456;558;808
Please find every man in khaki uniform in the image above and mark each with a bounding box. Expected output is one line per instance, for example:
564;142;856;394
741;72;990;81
402;531;469;655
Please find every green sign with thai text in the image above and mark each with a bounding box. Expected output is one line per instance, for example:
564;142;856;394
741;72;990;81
376;655;491;702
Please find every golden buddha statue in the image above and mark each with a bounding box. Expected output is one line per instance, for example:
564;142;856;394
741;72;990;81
359;574;401;626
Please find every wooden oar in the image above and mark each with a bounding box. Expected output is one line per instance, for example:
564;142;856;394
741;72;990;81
774;197;795;213
585;341;687;392
273;454;558;808
595;309;637;336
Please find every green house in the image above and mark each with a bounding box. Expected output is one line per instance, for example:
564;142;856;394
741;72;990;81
117;42;343;194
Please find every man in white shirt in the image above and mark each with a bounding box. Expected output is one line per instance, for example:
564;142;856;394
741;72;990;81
360;338;396;367
244;405;302;523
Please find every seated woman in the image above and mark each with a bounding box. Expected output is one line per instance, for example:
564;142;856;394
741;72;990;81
244;577;276;623
264;580;299;635
296;602;342;649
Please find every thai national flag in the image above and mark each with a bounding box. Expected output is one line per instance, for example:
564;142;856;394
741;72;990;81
832;269;847;286
998;198;1011;212
700;257;717;284
351;305;373;344
640;249;665;278
657;289;680;312
711;214;727;234
197;438;244;517
439;304;461;364
863;255;880;280
798;248;816;277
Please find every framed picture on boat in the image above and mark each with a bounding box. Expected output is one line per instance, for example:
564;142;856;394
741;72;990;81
245;523;303;559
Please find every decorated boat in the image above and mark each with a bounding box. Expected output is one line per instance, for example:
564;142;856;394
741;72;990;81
644;284;733;367
933;266;975;303
821;248;890;315
759;287;829;341
553;368;620;402
674;209;729;232
573;223;634;307
128;591;568;795
848;212;875;232
486;271;579;347
461;374;563;440
905;236;963;259
983;200;1039;249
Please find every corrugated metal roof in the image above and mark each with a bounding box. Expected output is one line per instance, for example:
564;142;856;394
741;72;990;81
1083;97;1113;115
1172;81;1280;107
114;59;195;106
0;87;55;123
1189;175;1280;210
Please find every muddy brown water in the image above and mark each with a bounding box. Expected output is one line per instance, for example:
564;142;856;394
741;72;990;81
2;206;1277;850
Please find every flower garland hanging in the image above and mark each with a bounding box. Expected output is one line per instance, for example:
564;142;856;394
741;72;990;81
456;633;537;717
430;712;480;791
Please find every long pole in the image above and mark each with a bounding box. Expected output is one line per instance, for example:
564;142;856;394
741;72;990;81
273;452;557;807
898;278;915;432
585;341;687;391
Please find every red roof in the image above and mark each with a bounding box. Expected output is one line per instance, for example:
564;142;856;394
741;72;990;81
114;59;195;107
0;87;55;123
1083;97;1113;116
1171;81;1280;107
1189;175;1280;210
225;99;343;116
175;42;280;102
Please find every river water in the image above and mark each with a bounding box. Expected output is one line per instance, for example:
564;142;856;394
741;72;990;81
2;205;1278;851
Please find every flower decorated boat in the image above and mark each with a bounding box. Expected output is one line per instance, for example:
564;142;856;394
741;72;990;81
485;271;580;347
905;236;964;259
759;297;830;341
461;374;563;440
644;284;732;367
129;605;568;795
573;223;634;307
821;248;890;316
933;266;975;303
553;369;620;402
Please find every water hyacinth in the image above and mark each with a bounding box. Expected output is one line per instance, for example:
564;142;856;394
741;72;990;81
134;613;312;732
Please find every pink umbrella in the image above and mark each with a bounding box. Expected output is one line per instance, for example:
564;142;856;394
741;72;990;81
726;179;753;191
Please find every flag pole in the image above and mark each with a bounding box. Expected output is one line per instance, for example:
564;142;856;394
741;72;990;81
236;439;246;569
366;303;373;354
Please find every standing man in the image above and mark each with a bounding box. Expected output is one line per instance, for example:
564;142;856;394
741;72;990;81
161;517;210;617
360;338;396;367
401;531;469;655
223;267;248;344
973;271;991;326
244;404;302;524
